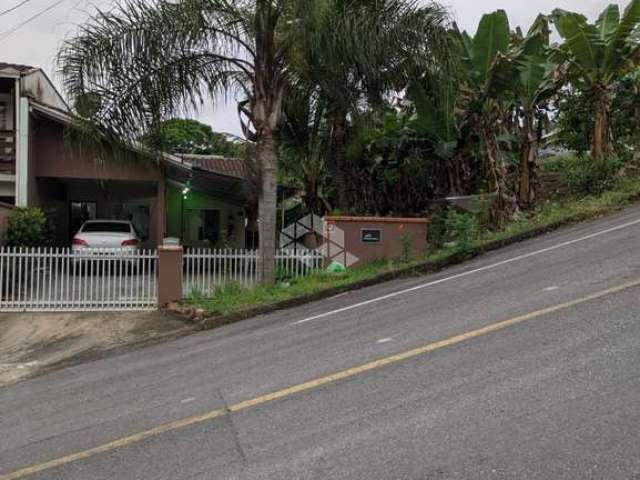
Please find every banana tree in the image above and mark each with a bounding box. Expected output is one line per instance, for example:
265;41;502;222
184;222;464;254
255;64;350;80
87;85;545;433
454;10;518;224
550;1;640;159
510;16;561;207
406;69;474;199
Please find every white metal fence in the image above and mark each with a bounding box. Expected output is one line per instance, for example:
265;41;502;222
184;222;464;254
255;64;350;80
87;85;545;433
184;248;325;296
276;248;325;278
0;247;157;312
0;246;324;311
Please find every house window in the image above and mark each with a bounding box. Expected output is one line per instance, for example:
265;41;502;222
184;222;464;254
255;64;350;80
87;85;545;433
185;209;221;244
0;94;13;131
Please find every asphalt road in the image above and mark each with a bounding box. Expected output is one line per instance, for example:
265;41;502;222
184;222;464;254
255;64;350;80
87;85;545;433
2;205;640;479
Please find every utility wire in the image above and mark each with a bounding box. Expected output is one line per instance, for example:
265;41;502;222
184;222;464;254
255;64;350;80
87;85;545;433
0;0;68;44
0;0;36;17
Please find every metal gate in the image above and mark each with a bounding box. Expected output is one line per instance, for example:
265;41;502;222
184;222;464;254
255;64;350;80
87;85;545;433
0;247;158;312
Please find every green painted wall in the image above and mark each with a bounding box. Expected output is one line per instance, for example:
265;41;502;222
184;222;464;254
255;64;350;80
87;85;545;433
166;183;246;248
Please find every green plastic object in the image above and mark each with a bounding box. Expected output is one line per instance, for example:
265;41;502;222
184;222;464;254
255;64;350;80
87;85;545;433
326;261;347;273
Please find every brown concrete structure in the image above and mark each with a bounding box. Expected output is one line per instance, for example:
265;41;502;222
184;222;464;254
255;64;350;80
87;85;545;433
157;245;183;307
325;216;428;267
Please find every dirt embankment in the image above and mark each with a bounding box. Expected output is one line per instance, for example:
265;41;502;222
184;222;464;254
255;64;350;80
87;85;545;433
0;311;189;386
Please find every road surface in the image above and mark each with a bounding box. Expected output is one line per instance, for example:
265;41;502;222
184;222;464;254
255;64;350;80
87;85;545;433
2;205;640;479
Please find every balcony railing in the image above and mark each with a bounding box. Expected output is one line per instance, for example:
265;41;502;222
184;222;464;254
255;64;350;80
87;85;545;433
0;130;15;175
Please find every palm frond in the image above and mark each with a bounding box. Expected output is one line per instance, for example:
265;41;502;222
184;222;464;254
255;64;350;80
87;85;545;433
58;0;255;142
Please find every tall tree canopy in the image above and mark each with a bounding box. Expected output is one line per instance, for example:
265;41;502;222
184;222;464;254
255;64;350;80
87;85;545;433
147;118;246;157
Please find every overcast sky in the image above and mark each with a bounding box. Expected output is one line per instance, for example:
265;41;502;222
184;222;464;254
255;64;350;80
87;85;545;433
0;0;630;136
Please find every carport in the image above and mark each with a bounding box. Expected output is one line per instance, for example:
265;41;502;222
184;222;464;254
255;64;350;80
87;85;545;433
34;177;162;247
27;106;175;247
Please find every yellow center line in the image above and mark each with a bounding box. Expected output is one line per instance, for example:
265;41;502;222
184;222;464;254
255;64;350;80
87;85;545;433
3;279;640;480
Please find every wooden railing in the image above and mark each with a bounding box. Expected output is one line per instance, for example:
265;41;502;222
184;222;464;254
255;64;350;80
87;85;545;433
0;130;15;175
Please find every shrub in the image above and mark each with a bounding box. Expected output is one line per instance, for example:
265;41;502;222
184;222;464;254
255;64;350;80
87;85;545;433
399;232;414;262
541;153;572;173
6;208;49;247
427;209;448;249
567;156;622;196
543;153;623;196
445;208;480;254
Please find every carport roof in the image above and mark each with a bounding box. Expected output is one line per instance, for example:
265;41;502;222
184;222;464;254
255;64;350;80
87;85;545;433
29;100;251;204
30;100;190;171
179;154;248;179
168;155;251;205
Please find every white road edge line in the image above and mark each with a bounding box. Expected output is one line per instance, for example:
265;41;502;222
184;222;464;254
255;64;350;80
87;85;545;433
293;217;640;325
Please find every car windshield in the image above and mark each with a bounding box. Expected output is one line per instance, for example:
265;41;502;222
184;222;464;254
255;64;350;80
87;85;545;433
82;222;131;233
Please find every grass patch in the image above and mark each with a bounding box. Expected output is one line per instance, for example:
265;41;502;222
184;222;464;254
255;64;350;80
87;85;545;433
479;176;640;244
184;258;425;316
185;176;640;317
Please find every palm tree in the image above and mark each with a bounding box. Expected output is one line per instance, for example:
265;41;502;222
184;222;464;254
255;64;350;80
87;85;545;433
550;0;640;159
59;0;304;284
295;0;452;212
280;87;332;216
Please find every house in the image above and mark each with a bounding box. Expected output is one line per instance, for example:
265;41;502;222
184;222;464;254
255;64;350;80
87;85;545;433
168;154;255;248
0;62;255;248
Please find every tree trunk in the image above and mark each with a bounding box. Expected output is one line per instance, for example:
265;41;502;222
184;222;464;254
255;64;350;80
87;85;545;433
256;131;279;285
250;2;286;285
330;111;349;212
591;84;613;160
446;132;475;197
483;118;517;227
518;118;537;208
446;155;464;196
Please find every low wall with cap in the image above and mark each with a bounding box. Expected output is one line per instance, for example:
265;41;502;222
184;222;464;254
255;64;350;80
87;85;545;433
324;216;428;267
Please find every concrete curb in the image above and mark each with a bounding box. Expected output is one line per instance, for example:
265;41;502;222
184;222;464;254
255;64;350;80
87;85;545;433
192;199;640;332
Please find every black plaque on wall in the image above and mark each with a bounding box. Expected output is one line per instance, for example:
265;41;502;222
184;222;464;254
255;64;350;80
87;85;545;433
361;229;382;243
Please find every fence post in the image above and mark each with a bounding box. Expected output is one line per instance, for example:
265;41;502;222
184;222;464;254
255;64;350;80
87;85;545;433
157;245;183;307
